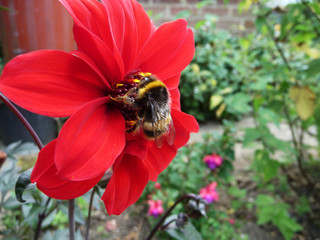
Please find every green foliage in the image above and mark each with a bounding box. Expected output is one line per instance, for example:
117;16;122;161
255;194;302;240
179;18;247;121
143;122;243;239
235;1;320;239
0;142;94;239
164;215;203;240
180;0;320;239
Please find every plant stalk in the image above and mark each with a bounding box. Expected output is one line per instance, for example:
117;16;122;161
85;188;95;240
0;92;44;150
0;92;50;239
256;4;313;188
69;199;76;240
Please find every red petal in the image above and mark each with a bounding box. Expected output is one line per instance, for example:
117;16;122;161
71;51;111;90
144;141;177;181
169;88;181;110
0;50;107;117
129;0;154;52
59;0;113;45
171;109;199;148
102;154;149;215
163;74;181;91
135;19;195;84
124;138;148;160
72;23;124;85
31;140;102;199
101;0;153;74
60;0;124;83
55;97;126;181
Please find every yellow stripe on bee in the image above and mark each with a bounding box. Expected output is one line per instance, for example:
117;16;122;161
143;117;171;131
140;72;152;77
137;80;166;99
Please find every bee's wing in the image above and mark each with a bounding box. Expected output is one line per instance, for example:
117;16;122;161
165;115;175;146
148;97;175;148
148;98;165;148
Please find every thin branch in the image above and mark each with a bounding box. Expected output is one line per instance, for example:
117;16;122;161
256;2;292;72
282;97;313;186
301;0;320;24
300;0;320;36
256;3;314;188
0;91;50;239
68;199;75;240
0;92;43;150
34;198;52;240
85;189;95;240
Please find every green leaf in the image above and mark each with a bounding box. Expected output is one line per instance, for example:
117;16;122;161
228;186;247;199
255;16;267;33
258;108;280;127
74;204;85;224
15;168;36;203
263;160;280;182
225;93;251;114
255;194;275;207
314;99;320;144
252;150;280;181
306;58;320;78
165;216;203;240
275;215;302;240
209;95;223;110
174;10;191;20
295;195;311;216
243;128;261;147
239;38;250;50
256;205;275;225
196;0;212;8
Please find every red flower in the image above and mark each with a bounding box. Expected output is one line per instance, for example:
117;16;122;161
0;0;198;215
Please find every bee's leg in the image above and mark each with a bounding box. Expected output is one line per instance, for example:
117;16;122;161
123;87;138;106
110;95;124;102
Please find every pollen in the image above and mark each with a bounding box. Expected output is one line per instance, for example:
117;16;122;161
109;71;150;132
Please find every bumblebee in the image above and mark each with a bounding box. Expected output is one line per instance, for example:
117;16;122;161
112;73;175;148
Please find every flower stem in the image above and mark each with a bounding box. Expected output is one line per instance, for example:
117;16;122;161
0;92;44;150
146;194;199;240
0;92;49;239
68;199;76;240
85;188;95;240
34;198;52;240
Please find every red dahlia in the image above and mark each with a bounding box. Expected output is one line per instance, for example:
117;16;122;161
0;0;198;215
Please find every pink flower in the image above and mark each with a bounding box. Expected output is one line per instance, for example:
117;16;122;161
147;200;164;217
203;153;223;170
105;219;118;231
154;182;161;190
199;182;219;204
228;218;235;225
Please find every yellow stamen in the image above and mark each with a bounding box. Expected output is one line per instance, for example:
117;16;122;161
115;83;124;88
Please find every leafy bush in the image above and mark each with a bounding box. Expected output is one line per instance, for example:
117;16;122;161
179;17;247;122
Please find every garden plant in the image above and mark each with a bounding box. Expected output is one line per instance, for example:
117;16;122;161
0;0;320;239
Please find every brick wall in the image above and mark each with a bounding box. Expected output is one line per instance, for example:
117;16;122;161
138;0;255;33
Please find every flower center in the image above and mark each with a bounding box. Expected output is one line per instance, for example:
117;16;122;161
110;72;152;132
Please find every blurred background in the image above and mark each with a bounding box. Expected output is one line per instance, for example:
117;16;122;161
0;0;320;240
